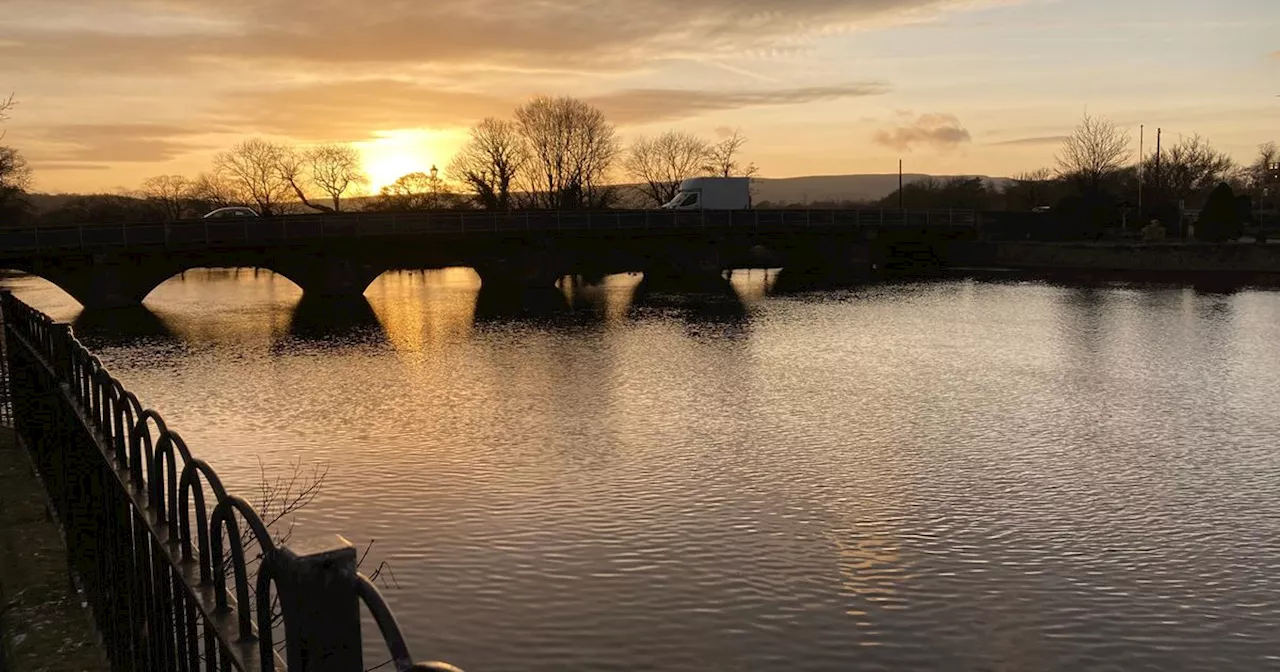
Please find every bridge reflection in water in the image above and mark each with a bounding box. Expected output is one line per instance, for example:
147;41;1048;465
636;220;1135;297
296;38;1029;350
2;266;794;360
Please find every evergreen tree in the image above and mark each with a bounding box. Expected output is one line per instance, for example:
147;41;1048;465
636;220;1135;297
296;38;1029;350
1196;183;1242;242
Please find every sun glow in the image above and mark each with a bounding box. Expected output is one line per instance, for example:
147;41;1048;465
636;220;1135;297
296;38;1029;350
358;129;462;192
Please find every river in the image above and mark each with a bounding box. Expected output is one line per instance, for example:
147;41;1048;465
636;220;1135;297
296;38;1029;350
4;268;1279;671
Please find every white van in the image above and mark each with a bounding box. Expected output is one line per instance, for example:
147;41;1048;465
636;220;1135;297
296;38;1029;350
661;177;752;210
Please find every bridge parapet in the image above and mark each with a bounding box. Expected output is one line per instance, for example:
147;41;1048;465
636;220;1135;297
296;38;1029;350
0;209;976;255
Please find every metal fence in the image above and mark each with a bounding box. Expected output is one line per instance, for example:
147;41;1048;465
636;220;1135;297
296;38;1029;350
0;208;978;254
0;290;460;672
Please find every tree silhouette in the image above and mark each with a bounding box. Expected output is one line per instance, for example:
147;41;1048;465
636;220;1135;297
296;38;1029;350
515;96;619;209
213;139;293;216
1196;183;1243;242
1140;134;1235;208
449;118;526;210
276;146;334;213
138;174;190;220
187;172;244;212
703;129;758;178
625;131;711;207
307;143;368;212
1055;114;1130;197
372;171;453;211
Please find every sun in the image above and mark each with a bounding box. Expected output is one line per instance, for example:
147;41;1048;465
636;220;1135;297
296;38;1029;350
358;129;460;192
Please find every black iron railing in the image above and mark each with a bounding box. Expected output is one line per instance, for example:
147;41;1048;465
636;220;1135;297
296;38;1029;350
0;290;460;672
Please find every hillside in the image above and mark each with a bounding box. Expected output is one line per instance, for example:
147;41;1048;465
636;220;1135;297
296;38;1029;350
24;173;1011;213
752;174;1010;205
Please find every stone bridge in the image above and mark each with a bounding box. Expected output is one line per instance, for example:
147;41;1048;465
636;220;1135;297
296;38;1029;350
0;209;977;308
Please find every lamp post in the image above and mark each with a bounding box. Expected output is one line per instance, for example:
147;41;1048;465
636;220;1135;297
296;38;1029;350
429;164;440;208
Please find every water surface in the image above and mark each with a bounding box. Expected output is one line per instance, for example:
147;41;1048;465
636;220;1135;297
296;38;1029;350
6;268;1280;671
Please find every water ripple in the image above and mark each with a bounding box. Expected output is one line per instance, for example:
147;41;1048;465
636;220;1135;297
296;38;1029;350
4;270;1280;671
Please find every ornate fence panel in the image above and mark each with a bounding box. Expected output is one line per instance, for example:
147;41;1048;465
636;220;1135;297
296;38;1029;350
0;291;460;672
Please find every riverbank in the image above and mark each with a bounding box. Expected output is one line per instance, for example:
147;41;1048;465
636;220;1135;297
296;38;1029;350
0;428;108;672
950;240;1280;275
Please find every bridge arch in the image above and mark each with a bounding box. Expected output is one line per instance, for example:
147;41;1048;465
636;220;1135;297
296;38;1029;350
0;268;84;314
0;252;391;310
144;267;305;304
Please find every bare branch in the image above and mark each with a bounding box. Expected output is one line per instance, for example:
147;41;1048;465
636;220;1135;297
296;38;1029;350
138;174;190;220
187;172;243;211
449;118;526;210
703;129;758;178
213;138;293;216
0;146;33;194
1141;134;1235;204
372;171;452;211
515;96;620;209
624;131;711;207
1054;114;1131;194
307;143;368;211
276;146;334;213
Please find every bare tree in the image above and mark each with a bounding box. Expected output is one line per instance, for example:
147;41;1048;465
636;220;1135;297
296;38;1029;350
1055;114;1131;196
213;139;294;216
0;146;32;220
138;174;190;220
0;146;32;192
625;131;711;207
449;118;526;210
307;143;368;212
371;171;452;211
515;96;620;209
1139;134;1235;206
703;129;758;178
0;94;31;217
0;93;14;141
187;172;243;211
275;146;333;213
1002;168;1057;210
1246;141;1280;217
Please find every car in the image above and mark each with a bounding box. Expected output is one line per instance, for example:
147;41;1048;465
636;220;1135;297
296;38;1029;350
203;206;259;219
1031;205;1052;213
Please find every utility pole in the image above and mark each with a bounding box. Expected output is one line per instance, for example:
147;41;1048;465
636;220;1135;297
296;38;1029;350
898;159;904;210
1138;125;1144;218
1155;128;1165;234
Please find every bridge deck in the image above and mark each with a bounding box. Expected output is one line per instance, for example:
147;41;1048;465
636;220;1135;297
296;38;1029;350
0;209;976;255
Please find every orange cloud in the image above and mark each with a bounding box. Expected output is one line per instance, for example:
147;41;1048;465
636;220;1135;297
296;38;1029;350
2;0;980;76
27;124;213;163
872;113;971;152
223;80;891;139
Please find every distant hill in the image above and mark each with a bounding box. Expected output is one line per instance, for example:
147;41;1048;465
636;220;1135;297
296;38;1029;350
22;193;80;214
24;173;1011;213
752;174;1010;206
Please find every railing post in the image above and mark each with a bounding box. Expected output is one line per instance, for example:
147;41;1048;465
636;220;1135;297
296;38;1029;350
272;535;363;671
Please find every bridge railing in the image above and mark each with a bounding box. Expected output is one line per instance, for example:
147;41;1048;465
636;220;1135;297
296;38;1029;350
0;290;461;672
0;208;976;253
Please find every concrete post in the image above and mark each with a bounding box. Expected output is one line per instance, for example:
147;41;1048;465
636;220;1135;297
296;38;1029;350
271;535;363;671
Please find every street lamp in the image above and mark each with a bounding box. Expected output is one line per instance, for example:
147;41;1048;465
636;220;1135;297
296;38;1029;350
428;164;440;209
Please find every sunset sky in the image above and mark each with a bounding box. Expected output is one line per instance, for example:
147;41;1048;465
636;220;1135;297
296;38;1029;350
4;0;1277;193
